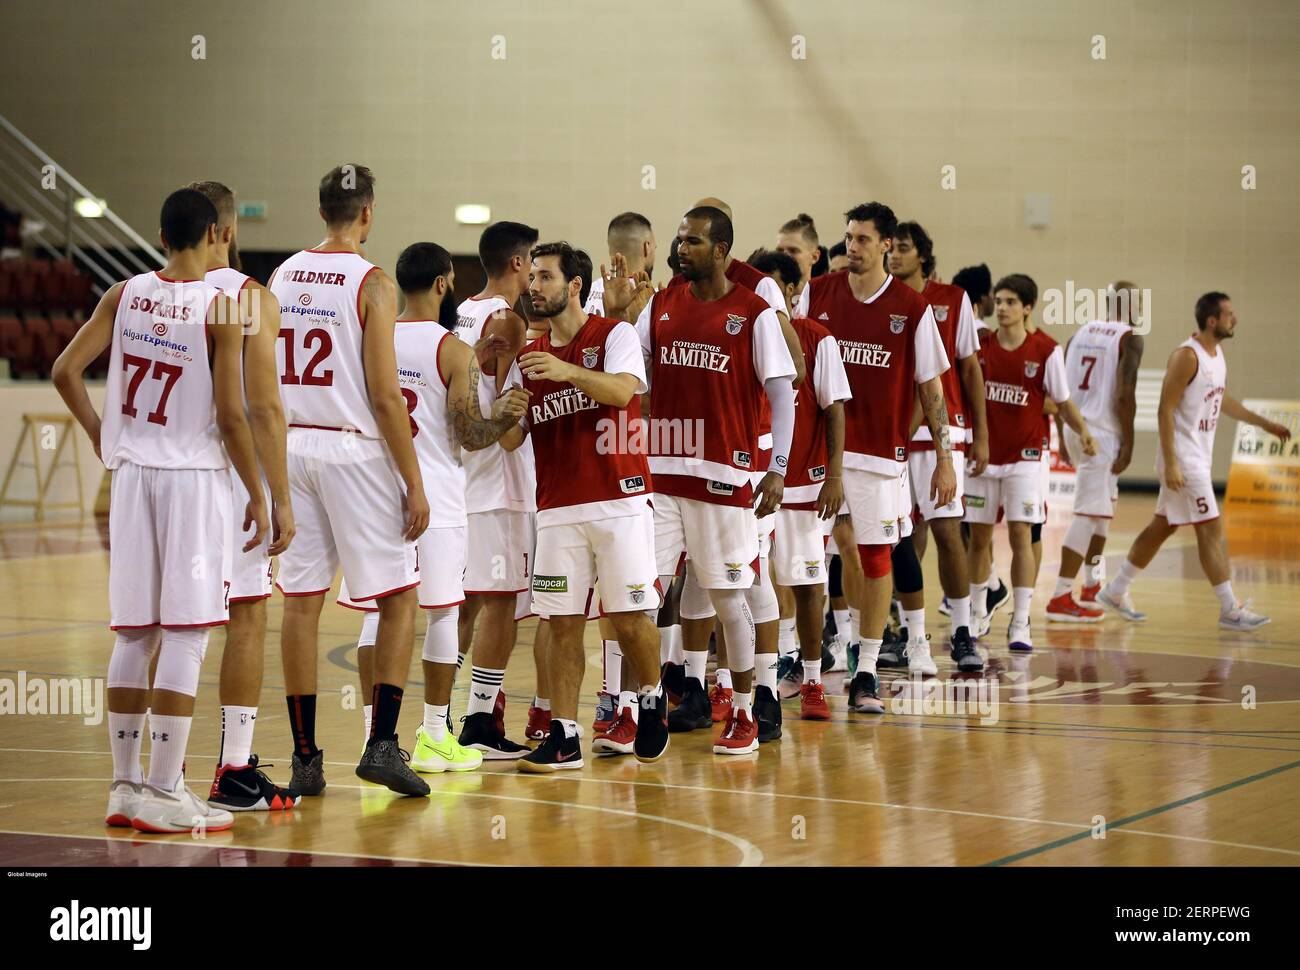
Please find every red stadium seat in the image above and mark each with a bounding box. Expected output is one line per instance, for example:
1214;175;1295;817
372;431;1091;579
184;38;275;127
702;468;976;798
0;311;37;377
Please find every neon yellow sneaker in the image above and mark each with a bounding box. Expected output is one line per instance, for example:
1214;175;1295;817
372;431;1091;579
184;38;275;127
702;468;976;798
412;725;483;773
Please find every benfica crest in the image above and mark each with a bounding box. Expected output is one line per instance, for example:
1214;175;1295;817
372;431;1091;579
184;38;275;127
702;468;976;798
582;346;600;369
1024;360;1040;378
889;314;907;334
934;305;949;322
725;313;746;335
725;563;743;583
627;583;646;605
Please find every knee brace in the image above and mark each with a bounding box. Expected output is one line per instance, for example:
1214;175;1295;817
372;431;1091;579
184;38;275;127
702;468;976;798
358;610;380;649
890;536;924;595
857;543;893;579
421;607;459;664
1093;517;1110;539
710;587;755;674
1063;515;1093;555
107;627;160;690
678;564;717;621
152;628;209;697
828;554;844;599
744;559;780;624
1031;522;1043;544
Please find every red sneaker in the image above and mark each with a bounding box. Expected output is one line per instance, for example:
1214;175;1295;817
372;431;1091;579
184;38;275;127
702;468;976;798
1080;583;1101;604
592;706;637;755
708;683;733;722
799;682;831;721
1046;593;1103;623
713;708;759;755
493;691;507;736
525;704;551;742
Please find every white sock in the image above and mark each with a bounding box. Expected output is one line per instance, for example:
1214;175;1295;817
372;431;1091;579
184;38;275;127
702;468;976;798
146;713;192;793
603;639;622;694
534;696;551;711
1085;555;1106;587
950;596;971;632
423;703;449;741
1054;577;1074;598
468;666;504;716
363;704;372;742
803;660;822;685
833;608;850;640
757;652;778;693
1110;560;1141;597
902;609;926;646
972;581;988;621
1213;581;1237;613
668;625;684;665
732;690;753;715
848;607;861;644
1012;586;1033;628
456;652;467;673
218;705;258;769
777;618;797;657
558;718;578;739
619;689;639;721
715;667;732;690
684;650;708;687
108;712;145;784
859;638;882;676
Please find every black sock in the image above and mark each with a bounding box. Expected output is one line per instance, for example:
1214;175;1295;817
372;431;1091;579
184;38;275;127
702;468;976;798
287;694;318;758
370;683;404;743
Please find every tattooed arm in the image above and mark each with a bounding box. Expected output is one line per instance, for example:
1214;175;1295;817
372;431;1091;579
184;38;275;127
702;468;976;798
443;336;530;451
918;375;957;507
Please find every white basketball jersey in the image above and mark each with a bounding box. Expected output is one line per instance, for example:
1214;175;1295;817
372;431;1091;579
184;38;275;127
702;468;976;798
395;321;466;527
1159;335;1226;476
205;266;251;299
269;249;380;438
101;271;225;470
1065;319;1132;436
454;296;536;514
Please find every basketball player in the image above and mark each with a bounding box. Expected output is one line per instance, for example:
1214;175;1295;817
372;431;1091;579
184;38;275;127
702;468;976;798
453;221;541;759
53;187;266;832
826;242;849;274
796;202;954;714
752;250;850;720
498;242;669;769
1100;292;1289;630
587;211;657;319
342;243;527;773
775;213;823;302
1046;283;1145;622
186;181;300;811
966;274;1096;651
884;221;986;672
271;165;430;797
634;206;797;754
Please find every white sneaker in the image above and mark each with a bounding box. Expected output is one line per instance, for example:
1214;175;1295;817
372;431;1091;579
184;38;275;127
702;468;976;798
1007;621;1033;652
907;635;938;676
132;783;234;834
1219;602;1270;632
826;634;849;672
1098;586;1147;622
974;611;992;639
105;780;141;827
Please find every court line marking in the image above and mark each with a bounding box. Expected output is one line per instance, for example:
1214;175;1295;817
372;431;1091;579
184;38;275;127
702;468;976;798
0;826;491;867
0;776;762;868
981;756;1300;866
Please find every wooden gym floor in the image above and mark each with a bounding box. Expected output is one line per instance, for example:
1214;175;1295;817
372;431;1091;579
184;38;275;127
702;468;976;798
0;494;1297;867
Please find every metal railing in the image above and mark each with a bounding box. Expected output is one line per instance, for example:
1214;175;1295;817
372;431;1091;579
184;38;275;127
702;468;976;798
0;112;162;295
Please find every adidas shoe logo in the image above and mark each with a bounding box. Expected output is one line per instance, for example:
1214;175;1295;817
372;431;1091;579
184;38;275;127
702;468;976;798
818;312;829;321
659;312;670;321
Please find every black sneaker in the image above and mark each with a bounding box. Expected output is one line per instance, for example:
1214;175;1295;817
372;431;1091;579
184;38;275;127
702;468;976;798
754;685;783;743
949;627;984;672
877;625;909;669
457;711;530;760
986;580;1010;618
209;754;299;811
848;671;885;714
634;691;670;763
667;679;712;732
356;738;429;796
290;749;326;796
660;662;687;705
776;652;801;685
519;720;584;772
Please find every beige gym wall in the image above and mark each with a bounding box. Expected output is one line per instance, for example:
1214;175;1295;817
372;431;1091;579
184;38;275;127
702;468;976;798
2;0;1297;479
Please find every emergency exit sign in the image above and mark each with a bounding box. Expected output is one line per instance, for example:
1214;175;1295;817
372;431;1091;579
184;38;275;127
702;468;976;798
237;201;268;221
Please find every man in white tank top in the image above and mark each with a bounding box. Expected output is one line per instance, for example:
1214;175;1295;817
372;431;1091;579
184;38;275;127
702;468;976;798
1101;292;1291;630
181;181;302;813
269;165;432;797
338;243;527;771
1047;282;1145;623
451;221;544;760
53;188;266;834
